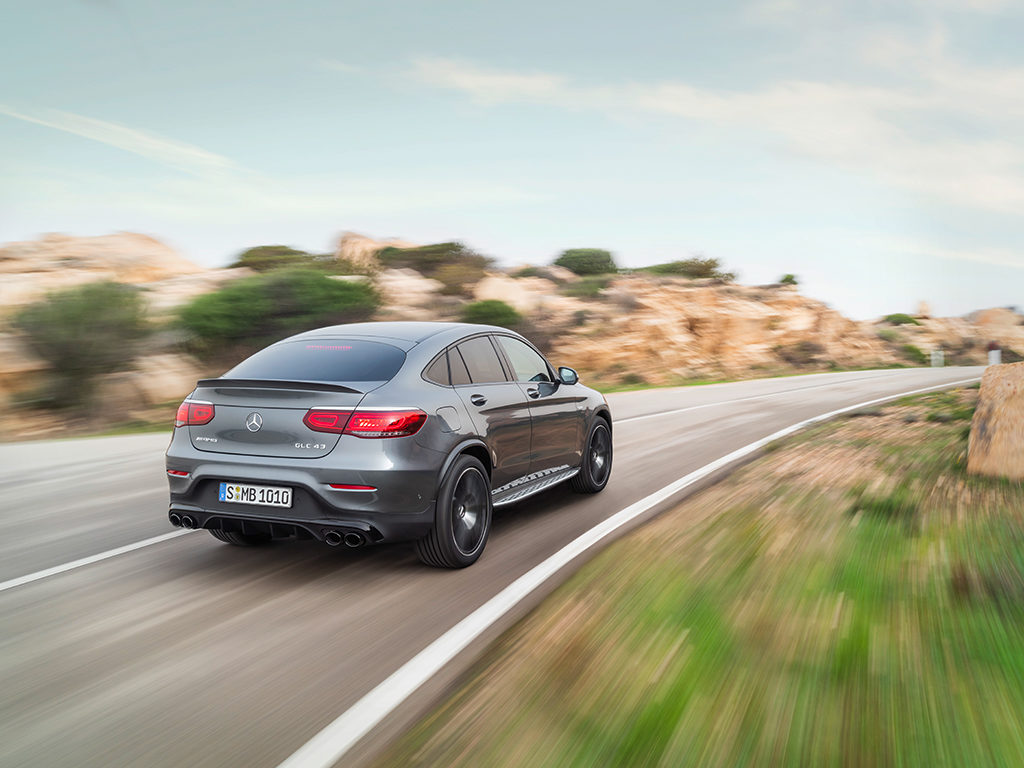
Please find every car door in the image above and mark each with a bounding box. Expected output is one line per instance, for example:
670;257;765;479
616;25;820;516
452;335;533;488
493;334;582;474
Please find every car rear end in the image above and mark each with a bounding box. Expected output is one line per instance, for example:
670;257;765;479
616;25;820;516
165;337;444;546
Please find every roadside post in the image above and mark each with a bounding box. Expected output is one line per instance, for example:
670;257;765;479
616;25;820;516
988;341;1002;366
931;350;944;367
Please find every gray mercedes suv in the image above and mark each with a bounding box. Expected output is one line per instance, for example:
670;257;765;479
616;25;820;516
166;322;612;568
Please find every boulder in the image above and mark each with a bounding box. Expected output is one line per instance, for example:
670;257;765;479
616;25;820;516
968;362;1024;480
131;354;205;405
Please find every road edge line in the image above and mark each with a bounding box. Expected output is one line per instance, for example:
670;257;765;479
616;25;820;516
0;530;196;594
275;376;981;768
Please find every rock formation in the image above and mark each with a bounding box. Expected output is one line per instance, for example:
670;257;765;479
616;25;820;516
968;361;1024;480
334;232;417;271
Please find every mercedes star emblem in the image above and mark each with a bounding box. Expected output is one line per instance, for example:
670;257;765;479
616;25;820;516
245;412;263;432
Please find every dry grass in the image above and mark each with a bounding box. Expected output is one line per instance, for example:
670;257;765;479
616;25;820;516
376;388;1024;768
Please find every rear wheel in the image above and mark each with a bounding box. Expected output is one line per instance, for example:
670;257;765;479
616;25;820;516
209;529;270;547
416;455;492;568
571;416;612;493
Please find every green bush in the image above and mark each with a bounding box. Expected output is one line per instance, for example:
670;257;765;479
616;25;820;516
229;244;364;275
775;340;827;367
900;344;928;365
560;276;611;299
877;328;900;342
376;242;491;295
15;281;149;406
779;273;798;285
460;300;522;328
883;313;921;326
553;249;617;276
639;256;736;281
179;269;378;359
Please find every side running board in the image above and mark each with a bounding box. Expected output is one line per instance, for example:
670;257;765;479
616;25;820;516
491;465;580;507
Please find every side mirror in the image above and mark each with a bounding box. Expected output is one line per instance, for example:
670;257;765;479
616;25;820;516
558;366;579;385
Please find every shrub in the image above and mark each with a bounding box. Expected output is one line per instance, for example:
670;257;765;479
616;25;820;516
378;241;491;280
553;248;617;276
15;281;149;406
779;273;798;285
229;245;365;275
560;276;611;299
877;328;899;342
460;300;522;328
883;313;920;326
639;256;736;281
900;344;928;365
179;269;378;360
775;340;827;367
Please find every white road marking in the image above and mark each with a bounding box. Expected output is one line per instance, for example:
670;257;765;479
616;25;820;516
615;370;907;424
275;375;980;768
0;530;196;594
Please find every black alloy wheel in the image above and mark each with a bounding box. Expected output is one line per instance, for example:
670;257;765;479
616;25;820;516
416;454;493;568
571;417;612;493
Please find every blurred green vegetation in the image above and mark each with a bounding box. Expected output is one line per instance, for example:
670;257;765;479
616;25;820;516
460;299;521;328
883;313;921;326
637;256;736;281
179;268;377;361
900;343;928;365
553;248;617;276
14;281;149;407
779;273;799;285
559;276;611;299
229;244;365;274
378;388;1024;768
378;242;492;295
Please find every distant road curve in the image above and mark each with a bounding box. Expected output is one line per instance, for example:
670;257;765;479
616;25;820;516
0;367;983;768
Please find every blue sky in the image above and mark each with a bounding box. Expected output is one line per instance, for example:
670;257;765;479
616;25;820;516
1;0;1021;318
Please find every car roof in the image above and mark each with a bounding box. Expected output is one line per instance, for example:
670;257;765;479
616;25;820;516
290;321;515;345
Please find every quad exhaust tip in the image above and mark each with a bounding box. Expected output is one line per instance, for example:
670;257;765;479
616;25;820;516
324;531;343;547
343;532;365;548
180;515;196;529
169;513;182;527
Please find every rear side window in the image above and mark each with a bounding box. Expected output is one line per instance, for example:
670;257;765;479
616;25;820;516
456;337;507;384
424;353;450;386
227;339;406;382
450;348;472;385
496;336;551;382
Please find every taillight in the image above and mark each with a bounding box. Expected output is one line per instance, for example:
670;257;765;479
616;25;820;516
304;408;426;438
344;409;427;438
175;400;215;427
303;409;352;434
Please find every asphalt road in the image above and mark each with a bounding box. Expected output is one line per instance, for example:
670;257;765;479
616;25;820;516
0;367;984;768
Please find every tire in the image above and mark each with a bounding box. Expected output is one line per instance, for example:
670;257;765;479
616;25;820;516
209;529;269;547
416;455;492;568
571;416;612;493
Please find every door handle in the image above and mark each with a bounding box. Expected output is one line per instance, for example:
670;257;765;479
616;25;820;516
526;387;540;399
470;394;487;406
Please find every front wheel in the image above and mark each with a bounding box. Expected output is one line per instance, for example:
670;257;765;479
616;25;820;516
571;417;612;493
416;455;492;568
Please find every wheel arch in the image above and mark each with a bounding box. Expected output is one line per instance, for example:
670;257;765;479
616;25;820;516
438;439;493;487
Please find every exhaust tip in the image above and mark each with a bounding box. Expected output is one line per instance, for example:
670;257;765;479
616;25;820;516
343;532;365;549
181;515;196;529
324;531;343;547
168;513;182;527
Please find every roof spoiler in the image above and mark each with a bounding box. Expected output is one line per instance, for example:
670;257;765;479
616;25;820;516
195;378;364;394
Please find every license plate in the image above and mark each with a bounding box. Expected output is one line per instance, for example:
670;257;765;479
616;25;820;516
218;482;292;508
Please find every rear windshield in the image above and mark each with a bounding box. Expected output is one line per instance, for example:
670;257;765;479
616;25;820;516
226;339;406;382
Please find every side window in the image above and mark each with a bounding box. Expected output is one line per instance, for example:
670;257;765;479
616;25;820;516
456;337;507;384
450;347;471;385
424;352;450;386
496;336;551;383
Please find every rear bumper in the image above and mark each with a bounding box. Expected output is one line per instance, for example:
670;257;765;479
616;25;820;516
166;431;441;543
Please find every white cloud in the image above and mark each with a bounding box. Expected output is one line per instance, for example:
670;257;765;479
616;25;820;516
410;48;1024;215
0;104;237;176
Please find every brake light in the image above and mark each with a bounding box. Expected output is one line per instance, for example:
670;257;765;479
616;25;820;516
303;409;352;433
175;400;215;427
328;483;377;491
344;409;427;438
167;469;190;477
